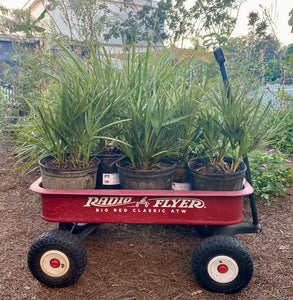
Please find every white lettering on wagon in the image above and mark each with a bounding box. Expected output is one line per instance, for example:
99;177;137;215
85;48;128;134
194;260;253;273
152;198;205;209
84;197;132;207
84;197;205;209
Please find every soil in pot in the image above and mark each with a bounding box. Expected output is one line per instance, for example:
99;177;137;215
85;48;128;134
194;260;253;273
188;157;247;191
39;155;100;189
117;161;176;190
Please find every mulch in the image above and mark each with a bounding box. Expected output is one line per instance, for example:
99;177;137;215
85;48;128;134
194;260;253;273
0;142;292;300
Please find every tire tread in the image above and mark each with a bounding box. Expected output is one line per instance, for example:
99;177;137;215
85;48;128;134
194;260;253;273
28;230;87;287
192;235;253;294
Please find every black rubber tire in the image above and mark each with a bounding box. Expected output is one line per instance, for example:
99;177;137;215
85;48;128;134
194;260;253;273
27;230;87;287
192;235;253;294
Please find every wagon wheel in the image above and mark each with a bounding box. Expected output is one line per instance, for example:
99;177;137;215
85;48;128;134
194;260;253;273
59;222;99;234
28;230;87;287
191;235;253;294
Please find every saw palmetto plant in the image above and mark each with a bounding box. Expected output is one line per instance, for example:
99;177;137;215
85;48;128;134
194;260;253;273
198;85;282;173
14;43;129;171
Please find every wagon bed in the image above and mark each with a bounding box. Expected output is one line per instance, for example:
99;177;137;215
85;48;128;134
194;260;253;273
28;177;262;294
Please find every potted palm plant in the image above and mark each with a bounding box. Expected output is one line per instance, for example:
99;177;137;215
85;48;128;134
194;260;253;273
170;85;199;190
169;60;214;190
116;43;188;190
14;44;129;189
188;85;276;190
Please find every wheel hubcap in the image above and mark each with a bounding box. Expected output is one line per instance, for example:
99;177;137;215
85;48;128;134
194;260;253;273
40;250;70;277
218;264;228;273
207;255;239;283
50;259;60;268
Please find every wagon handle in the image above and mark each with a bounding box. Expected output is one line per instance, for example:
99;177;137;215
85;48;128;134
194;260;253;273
213;48;260;226
213;47;231;100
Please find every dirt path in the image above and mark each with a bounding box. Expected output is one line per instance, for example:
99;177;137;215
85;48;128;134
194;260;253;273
0;142;292;300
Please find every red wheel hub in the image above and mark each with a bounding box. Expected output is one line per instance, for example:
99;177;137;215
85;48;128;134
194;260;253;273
218;264;228;274
50;259;60;268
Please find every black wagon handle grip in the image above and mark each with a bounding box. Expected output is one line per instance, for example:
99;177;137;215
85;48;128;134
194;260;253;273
214;47;226;64
213;47;231;99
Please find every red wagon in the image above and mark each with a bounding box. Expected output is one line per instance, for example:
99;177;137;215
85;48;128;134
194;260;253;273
28;177;261;294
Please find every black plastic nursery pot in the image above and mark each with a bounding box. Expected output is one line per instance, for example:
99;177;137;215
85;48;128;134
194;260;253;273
96;154;121;189
117;161;176;190
188;157;247;191
39;155;100;190
172;162;191;190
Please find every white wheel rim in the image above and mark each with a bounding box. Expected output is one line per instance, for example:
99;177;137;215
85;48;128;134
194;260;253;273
40;250;70;277
207;255;239;283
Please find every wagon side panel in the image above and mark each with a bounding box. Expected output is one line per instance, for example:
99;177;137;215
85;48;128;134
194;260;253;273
40;193;244;225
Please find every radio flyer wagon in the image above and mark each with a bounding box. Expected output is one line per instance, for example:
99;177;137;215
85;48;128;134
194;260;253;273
28;177;261;294
27;48;262;294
